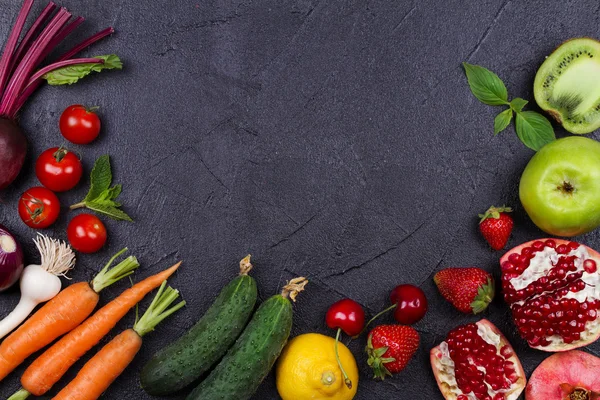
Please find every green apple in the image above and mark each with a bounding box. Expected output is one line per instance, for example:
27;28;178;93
520;136;600;237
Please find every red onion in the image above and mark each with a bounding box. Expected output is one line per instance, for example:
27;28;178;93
0;224;24;291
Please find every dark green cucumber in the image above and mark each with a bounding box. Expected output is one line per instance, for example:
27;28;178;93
140;256;258;396
186;277;308;400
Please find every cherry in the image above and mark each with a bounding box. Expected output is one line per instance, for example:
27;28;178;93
390;284;428;325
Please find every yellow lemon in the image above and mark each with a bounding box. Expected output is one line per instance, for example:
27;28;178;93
276;333;358;400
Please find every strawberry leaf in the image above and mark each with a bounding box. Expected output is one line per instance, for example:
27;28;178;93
470;277;495;314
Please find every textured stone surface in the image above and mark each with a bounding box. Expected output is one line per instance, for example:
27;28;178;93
0;0;599;398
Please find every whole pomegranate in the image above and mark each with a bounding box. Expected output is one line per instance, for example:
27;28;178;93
501;239;600;351
430;319;526;400
526;350;600;400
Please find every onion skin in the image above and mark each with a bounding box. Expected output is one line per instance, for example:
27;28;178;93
0;118;26;190
0;224;24;291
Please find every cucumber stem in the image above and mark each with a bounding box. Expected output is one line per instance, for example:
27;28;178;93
281;277;308;302
239;254;253;275
354;303;397;339
133;281;186;337
91;248;140;293
334;328;352;389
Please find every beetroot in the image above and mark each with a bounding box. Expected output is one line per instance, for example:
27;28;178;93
0;119;26;189
0;0;116;189
526;350;600;400
430;319;526;400
501;239;600;351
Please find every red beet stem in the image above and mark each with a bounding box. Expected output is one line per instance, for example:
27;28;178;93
27;57;104;85
0;8;71;115
41;16;85;62
59;27;115;61
11;2;57;75
0;0;35;98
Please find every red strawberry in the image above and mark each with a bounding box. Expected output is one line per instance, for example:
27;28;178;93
478;205;513;250
366;325;419;380
434;267;495;314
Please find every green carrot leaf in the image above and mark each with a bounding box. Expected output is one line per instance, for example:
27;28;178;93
494;108;513;135
515;111;555;151
463;62;509;106
43;54;123;85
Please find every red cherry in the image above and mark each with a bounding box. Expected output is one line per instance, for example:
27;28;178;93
325;298;365;336
390;284;428;325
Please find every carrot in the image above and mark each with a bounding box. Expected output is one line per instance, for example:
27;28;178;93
0;249;139;381
52;282;185;400
14;261;181;398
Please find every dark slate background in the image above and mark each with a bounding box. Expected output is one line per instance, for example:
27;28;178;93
0;0;599;399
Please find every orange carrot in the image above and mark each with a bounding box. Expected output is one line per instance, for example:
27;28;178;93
52;282;185;400
19;261;181;397
0;249;139;381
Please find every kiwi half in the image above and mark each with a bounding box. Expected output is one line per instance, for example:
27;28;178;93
534;37;600;134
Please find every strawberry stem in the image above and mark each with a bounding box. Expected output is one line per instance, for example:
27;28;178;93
334;328;352;389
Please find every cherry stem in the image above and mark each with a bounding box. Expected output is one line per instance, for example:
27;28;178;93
353;303;397;339
334;328;352;389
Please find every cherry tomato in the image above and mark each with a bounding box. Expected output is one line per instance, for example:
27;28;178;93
18;187;60;229
390;284;428;325
59;105;101;144
35;147;83;192
326;298;365;336
67;213;107;253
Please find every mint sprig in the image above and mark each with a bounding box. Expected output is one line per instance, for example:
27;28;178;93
463;62;555;151
43;55;122;86
71;155;133;221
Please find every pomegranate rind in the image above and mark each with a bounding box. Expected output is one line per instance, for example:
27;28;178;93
430;319;526;400
526;350;600;400
501;239;600;352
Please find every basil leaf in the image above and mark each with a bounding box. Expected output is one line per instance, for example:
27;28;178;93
43;54;122;86
494;108;513;135
85;155;112;202
515;111;555;151
463;62;509;106
510;97;528;113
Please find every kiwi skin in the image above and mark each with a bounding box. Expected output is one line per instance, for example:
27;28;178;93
533;37;600;134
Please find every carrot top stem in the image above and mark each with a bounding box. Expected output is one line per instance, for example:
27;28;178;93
7;388;29;400
133;281;185;337
91;248;139;293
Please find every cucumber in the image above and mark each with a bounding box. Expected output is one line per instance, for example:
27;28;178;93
140;256;258;396
186;277;308;400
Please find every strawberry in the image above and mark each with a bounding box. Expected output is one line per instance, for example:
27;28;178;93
366;325;419;380
434;267;495;314
478;205;513;250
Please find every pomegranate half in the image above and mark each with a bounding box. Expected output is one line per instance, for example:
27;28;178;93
526;350;600;400
501;239;600;351
431;319;526;400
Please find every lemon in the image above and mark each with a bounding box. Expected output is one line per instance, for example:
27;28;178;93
276;333;358;400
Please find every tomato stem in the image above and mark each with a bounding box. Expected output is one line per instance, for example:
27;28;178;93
334;327;352;389
353;303;397;339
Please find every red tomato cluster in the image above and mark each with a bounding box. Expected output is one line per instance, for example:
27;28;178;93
17;105;107;253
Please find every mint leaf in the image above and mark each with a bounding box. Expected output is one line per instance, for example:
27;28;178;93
510;97;528;113
85;155;112;202
463;62;509;106
43;55;122;86
515;111;555;151
494;109;513;135
72;155;133;221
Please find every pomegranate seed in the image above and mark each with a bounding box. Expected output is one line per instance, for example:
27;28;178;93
500;345;513;358
457;396;469;400
568;241;580;250
545;239;556;248
532;241;544;251
584;259;597;273
522;247;533;258
508;253;520;264
557;244;568;254
493;393;505;400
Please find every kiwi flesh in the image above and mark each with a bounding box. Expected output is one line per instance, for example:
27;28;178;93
534;37;600;134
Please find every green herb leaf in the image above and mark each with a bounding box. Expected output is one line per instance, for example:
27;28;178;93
510;97;528;113
72;155;133;221
463;62;509;106
515;111;555;151
43;55;122;86
494;108;513;135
